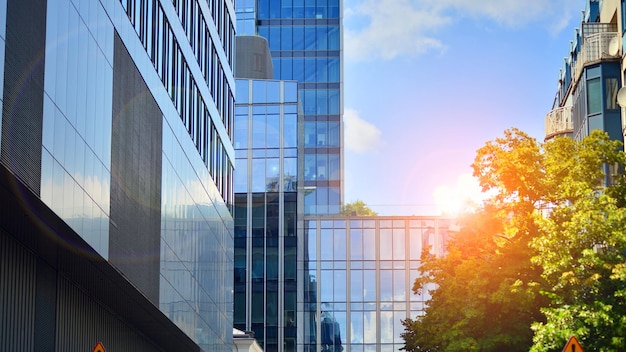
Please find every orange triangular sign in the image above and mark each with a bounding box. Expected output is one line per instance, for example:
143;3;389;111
562;336;584;352
92;342;106;352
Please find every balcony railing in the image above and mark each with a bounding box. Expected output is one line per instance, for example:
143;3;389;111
573;32;620;82
545;106;573;140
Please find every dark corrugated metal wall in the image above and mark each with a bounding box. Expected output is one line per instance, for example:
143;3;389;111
55;276;160;352
0;230;162;352
0;230;37;351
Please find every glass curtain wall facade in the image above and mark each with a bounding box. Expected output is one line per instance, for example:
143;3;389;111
0;0;235;350
234;79;300;351
300;217;451;352
235;0;343;215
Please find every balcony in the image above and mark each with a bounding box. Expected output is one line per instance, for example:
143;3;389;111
545;106;573;140
573;31;620;82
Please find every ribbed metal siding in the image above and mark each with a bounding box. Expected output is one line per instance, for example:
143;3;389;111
55;276;162;352
0;0;46;194
0;230;37;351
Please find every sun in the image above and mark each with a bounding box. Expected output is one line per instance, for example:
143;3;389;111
433;173;486;216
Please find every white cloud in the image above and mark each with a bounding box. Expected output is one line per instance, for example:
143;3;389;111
425;0;581;28
344;0;449;61
344;0;580;61
344;108;384;153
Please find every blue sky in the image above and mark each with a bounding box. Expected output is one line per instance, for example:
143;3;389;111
342;0;585;215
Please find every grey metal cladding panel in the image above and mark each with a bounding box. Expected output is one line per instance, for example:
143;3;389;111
0;0;46;195
55;277;163;352
0;231;37;352
109;31;162;305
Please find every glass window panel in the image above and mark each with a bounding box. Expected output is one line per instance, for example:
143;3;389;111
315;26;328;50
284;113;297;148
284;157;297;191
268;26;280;50
334;270;346;301
380;270;392;301
234;158;247;192
317;154;327;180
363;228;376;260
267;247;278;280
320;269;333;302
292;58;304;82
351;311;364;343
266;158;279;191
303;58;316;82
304;26;316;49
380;229;392;260
316;121;327;146
281;26;293;50
320;229;333;260
306;227;317;259
588;115;603;133
393;228;405;260
328;154;340;180
251;158;265;191
252;80;266;103
268;0;280;18
363;270;376;301
292;26;304;49
350;269;363;301
236;79;249;103
234;114;248;149
316;57;328;82
267;81;280;103
380;311;393;343
350;229;363;260
409;228;423;260
252;113;265;148
280;58;293;80
328;25;340;49
587;77;601;114
333;229;346;260
304;154;316;180
363;311;377;343
284;83;298;103
304;121;316;147
266;114;280;148
393;269;406;300
606;77;618;110
394;312;406;343
328;89;340;114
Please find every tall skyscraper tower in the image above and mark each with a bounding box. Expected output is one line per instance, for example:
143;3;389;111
236;0;343;215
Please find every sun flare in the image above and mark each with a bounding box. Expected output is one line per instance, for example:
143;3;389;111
433;173;487;215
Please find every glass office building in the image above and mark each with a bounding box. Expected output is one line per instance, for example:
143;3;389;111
300;217;451;352
1;0;235;350
234;78;300;351
235;0;343;215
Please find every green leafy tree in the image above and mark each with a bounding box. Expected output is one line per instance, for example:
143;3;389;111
402;129;548;351
402;129;626;352
340;200;378;216
529;132;626;352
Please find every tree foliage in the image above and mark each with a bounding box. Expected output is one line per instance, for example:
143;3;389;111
529;132;626;352
402;129;547;351
340;200;378;216
402;129;626;352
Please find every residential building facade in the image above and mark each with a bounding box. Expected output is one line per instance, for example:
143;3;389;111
546;0;623;143
1;0;235;350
